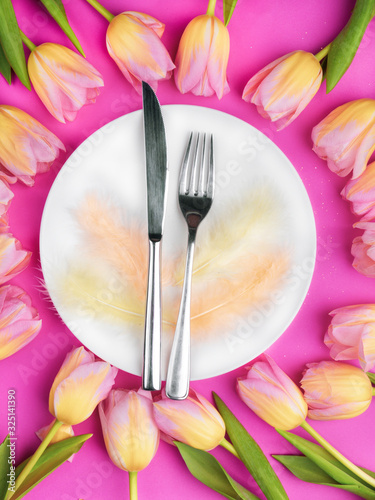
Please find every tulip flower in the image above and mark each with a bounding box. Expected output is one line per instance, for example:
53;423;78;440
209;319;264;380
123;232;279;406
351;220;375;277
325;304;375;371
153;388;225;451
0;233;31;284
0;179;13;216
106;12;175;94
0;285;42;360
174;12;230;98
237;354;308;430
236;354;375;490
49;346;118;425
242;50;322;130
301;361;373;420
84;0;174;93
99;388;159;471
341;161;375;220
312;99;375;178
26;40;104;123
0;105;65;186
99;388;159;500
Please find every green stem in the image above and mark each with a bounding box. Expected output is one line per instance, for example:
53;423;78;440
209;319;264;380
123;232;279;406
7;419;63;499
84;0;114;22
220;437;240;459
372;387;375;396
314;42;331;62
19;30;36;51
301;420;375;489
206;0;217;16
129;471;138;500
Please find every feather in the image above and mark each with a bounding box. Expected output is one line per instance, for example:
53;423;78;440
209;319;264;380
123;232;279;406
174;182;288;284
74;194;149;298
53;261;176;330
189;251;290;336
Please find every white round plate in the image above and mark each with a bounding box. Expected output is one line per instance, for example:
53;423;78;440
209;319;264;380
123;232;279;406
40;105;316;380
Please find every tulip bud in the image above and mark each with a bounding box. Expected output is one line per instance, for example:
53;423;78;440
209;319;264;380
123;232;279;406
301;361;373;420
0;105;64;186
153;388;225;450
0;234;31;285
174;14;230;98
236;354;307;430
325;304;375;371
28;43;104;123
243;50;322;130
312;99;375;178
341;161;375;220
99;388;159;472
49;346;117;425
106;12;175;94
351;221;375;277
0;285;42;360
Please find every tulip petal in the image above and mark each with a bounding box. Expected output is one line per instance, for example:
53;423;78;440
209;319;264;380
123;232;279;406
0;234;31;284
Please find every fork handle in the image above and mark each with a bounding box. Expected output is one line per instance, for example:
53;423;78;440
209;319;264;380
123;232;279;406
142;239;162;391
166;229;196;399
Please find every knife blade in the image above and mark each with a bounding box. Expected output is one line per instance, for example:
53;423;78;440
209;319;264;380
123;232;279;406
142;81;168;391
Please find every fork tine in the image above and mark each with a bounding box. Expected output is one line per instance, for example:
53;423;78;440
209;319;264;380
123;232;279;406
198;133;207;196
190;133;201;195
179;132;193;195
206;134;214;198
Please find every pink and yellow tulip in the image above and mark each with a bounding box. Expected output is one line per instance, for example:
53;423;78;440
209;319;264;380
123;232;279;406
49;346;117;425
174;14;230;98
301;361;373;420
0;179;13;216
341;161;375;220
325;304;375;371
99;388;159;472
243;51;322;130
0;234;31;284
312;99;375;178
28;43;104;123
0;105;64;186
106;12;175;94
236;354;307;430
153;388;225;450
0;285;42;360
351;221;375;277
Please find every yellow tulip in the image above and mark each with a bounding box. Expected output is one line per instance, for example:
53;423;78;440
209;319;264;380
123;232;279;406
49;346;118;425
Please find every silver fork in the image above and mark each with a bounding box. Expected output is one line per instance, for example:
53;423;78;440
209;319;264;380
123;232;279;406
166;132;215;400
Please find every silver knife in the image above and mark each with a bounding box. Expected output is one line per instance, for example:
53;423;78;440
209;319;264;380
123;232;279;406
142;81;168;391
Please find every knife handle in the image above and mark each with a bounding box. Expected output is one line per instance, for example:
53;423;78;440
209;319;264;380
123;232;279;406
142;239;162;391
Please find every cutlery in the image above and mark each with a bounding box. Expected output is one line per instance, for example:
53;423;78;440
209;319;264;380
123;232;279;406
142;81;168;391
166;132;215;400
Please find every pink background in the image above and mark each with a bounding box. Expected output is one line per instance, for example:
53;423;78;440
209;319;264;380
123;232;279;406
1;0;375;499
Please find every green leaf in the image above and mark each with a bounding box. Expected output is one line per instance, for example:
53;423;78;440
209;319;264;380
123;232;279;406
277;430;375;497
274;455;375;500
39;0;85;56
176;442;260;500
0;0;30;89
0;44;11;84
325;0;375;92
213;393;288;500
367;372;375;385
0;436;11;500
12;434;92;500
223;0;238;26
